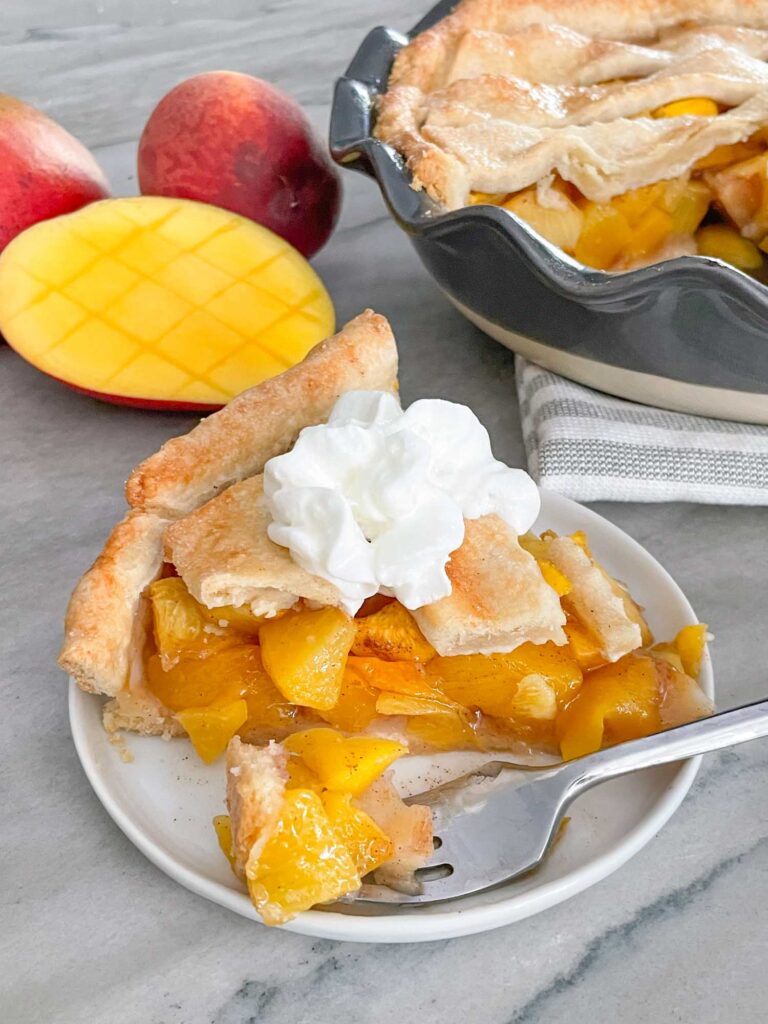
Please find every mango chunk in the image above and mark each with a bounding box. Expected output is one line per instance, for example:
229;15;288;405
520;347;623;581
245;788;360;925
318;663;380;732
259;607;356;710
696;224;763;271
556;653;661;760
321;791;394;876
503;187;584;252
674;623;709;679
665;180;711;235
176;699;248;763
146;644;298;738
283;728;407;795
0;196;334;408
563;619;609;672
375;692;478;750
653;97;719;118
428;642;583;716
148;577;238;668
351;601;436;662
213;813;236;869
573;203;633;270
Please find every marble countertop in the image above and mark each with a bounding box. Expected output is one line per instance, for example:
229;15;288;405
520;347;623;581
3;3;768;1021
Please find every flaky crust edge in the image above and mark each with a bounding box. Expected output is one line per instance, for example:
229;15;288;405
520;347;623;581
125;310;399;518
58;511;169;697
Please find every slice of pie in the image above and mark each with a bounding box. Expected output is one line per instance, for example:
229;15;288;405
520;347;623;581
376;1;768;274
60;308;713;923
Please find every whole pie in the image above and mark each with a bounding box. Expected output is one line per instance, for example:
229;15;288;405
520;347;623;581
60;309;713;923
376;0;768;274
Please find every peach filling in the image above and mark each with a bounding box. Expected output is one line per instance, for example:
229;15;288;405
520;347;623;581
142;546;710;766
469;99;768;274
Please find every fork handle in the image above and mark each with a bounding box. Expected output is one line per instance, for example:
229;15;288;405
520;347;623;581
565;697;768;796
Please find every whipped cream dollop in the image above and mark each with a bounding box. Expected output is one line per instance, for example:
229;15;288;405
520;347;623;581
263;391;540;614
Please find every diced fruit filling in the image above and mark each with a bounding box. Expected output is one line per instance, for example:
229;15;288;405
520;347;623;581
469;99;768;276
142;531;710;766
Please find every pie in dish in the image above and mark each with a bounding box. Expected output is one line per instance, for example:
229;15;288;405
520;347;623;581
376;0;768;274
60;309;713;923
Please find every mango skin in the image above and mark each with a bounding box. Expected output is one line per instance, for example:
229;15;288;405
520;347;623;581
0;94;109;253
137;72;341;259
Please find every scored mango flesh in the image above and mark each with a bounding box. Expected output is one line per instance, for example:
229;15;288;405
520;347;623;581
143;536;711;766
469;103;768;276
0;196;335;406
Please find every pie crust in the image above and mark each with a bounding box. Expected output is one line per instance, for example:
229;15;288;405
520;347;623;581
376;0;768;210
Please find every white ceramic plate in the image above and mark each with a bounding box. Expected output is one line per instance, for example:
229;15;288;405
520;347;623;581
69;490;713;943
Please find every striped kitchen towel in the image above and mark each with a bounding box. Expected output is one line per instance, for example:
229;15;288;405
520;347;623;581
516;357;768;504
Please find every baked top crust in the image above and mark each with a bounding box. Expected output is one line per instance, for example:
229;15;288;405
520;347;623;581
375;0;768;209
58;511;169;697
543;535;644;661
227;736;288;877
126;309;399;518
413;514;567;655
61;311;398;701
164;474;343;613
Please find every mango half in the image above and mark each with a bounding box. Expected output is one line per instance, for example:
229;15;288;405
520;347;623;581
0;196;335;408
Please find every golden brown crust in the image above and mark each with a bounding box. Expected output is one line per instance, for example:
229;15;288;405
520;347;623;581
376;0;768;208
543;535;643;661
412;515;567;656
126;311;399;518
226;737;287;877
58;512;169;697
164;474;342;612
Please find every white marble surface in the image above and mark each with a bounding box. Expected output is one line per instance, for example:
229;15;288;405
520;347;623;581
2;2;768;1021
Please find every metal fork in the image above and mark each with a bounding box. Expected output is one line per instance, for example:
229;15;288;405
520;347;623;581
355;697;768;905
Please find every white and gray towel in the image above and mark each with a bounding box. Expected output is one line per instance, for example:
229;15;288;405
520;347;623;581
516;357;768;504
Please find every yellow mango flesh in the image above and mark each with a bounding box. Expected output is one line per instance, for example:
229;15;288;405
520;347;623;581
351;601;436;662
429;642;583;717
653;97;719;118
213;814;236;869
146;644;298;738
259;607;356;710
148;577;238;668
318;663;380;733
696;224;763;271
563;619;609;672
245;789;360;925
0;196;334;406
573;203;634;270
375;691;478;750
556;653;662;760
320;791;394;876
283;728;406;795
503;187;584;253
176;699;248;764
674;623;709;679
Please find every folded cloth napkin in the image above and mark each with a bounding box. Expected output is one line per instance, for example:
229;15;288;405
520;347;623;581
515;356;768;504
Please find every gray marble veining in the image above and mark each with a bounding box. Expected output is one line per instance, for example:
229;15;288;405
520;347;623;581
2;3;768;1022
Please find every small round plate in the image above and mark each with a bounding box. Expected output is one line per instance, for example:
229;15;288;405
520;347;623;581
69;490;713;943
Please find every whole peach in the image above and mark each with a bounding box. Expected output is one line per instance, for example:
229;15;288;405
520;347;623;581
0;95;109;253
138;72;341;258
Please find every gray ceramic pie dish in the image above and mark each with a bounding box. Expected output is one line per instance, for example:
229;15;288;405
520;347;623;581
329;0;768;423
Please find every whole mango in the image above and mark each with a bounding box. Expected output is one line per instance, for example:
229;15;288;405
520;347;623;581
0;95;109;253
137;72;341;259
